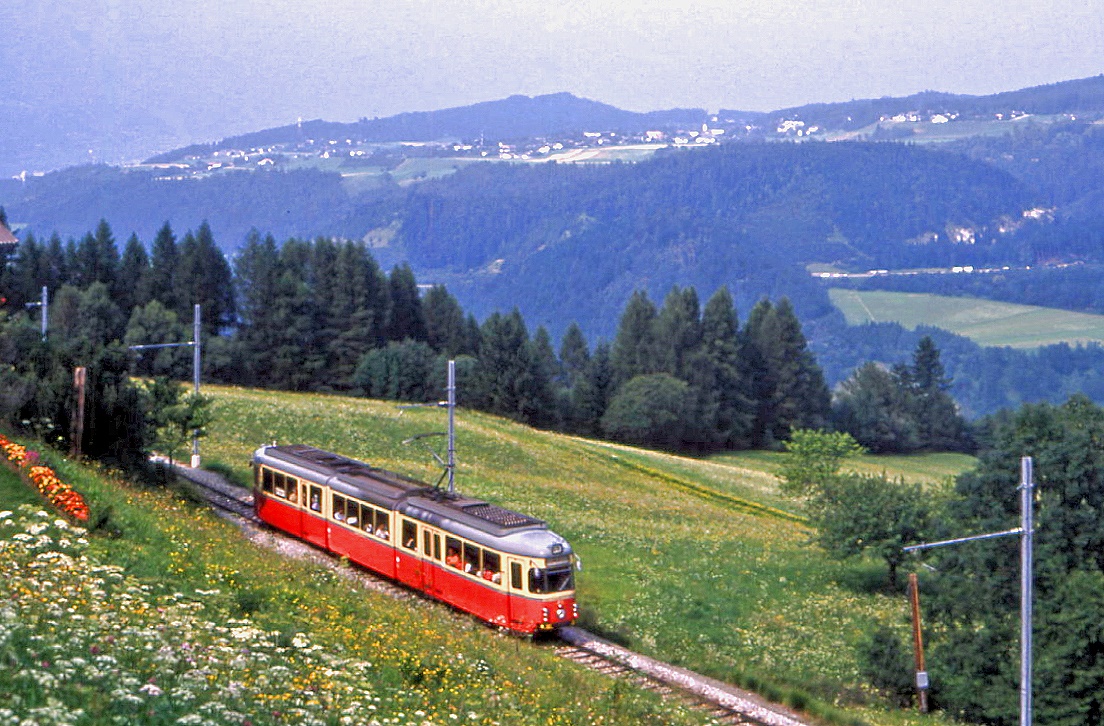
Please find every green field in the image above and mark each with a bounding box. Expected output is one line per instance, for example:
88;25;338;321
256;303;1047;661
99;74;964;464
829;288;1104;348
1;387;978;725
194;385;975;724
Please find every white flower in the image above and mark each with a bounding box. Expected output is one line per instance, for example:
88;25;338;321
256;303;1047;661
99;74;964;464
139;683;164;697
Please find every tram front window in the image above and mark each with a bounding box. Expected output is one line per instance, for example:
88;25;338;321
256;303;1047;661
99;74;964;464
529;565;574;594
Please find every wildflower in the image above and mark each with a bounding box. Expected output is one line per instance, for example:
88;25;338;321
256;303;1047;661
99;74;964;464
140;683;164;697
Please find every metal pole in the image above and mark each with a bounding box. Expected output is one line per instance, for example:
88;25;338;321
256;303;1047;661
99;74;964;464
908;573;929;713
1021;457;1034;726
40;285;47;340
903;456;1036;725
191;304;201;468
446;359;456;495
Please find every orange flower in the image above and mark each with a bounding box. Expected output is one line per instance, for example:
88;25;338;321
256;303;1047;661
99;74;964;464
1;436;90;521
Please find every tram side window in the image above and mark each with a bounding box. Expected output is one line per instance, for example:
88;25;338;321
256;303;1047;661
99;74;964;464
510;562;522;590
375;510;390;540
274;472;287;498
309;485;322;512
345;500;360;527
332;495;346;522
261;468;274;493
445;537;462;569
401;520;417;551
481;551;502;584
463;542;481;575
359;506;374;534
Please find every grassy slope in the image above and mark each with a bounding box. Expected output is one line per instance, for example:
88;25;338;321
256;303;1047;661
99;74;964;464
197;385;973;724
828;288;1104;348
1;438;711;726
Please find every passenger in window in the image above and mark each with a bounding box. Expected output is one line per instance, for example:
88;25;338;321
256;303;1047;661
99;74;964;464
346;512;357;527
310;493;321;511
446;548;462;569
334;507;345;522
377;524;389;540
288;487;298;503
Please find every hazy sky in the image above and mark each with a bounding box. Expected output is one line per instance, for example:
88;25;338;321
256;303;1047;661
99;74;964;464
4;0;1104;146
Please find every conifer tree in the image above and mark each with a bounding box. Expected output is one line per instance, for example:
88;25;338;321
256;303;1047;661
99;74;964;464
570;342;613;436
832;362;919;453
905;335;969;450
471;309;549;424
174;221;234;334
385;263;427;342
743;297;830;447
654;285;702;379
232;231;281;385
558;322;590;388
610;290;658;386
43;233;68;293
686;286;754;448
117;233;151;314
424;285;469;356
327;239;389;384
72;219;118;291
526;326;560;428
147;222;179;312
4;232;43;307
268;238;324;389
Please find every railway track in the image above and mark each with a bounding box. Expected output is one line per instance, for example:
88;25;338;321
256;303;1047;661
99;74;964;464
165;461;811;726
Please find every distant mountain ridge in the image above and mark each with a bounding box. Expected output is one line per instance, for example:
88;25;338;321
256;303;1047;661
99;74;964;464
752;74;1104;130
148;75;1104;164
147;93;713;163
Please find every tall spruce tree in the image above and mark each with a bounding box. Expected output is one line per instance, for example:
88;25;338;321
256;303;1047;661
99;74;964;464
571;341;612;436
385;263;427;343
904;335;969;450
610;290;659;386
424;285;470;356
327;239;389;384
117;233;151;314
72;220;118;291
654;285;702;379
743;297;830;447
686;286;754;449
174;222;234;334
471;309;549;424
232;231;281;385
558;323;590;388
147;222;179;312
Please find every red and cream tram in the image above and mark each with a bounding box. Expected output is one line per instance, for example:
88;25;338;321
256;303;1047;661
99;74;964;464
252;444;577;633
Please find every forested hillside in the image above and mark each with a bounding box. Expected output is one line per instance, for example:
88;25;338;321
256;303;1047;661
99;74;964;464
2;140;1034;340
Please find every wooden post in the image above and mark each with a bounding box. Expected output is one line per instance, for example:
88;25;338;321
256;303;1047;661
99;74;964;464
908;572;929;712
71;367;86;458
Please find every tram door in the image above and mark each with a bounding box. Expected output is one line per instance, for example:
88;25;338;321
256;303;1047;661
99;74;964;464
395;518;422;589
302;483;326;548
506;557;526;626
423;530;442;596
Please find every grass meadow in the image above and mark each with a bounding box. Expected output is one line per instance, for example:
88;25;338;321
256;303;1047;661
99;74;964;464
0;384;978;725
196;385;975;724
828;288;1104;348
